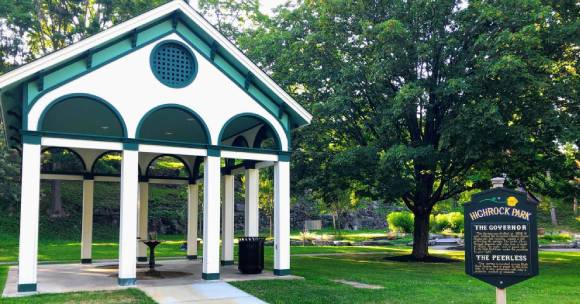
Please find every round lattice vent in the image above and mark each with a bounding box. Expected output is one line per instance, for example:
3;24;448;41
150;41;197;88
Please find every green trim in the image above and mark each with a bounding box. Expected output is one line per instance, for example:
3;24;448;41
123;141;139;151
207;146;221;157
218;113;283;150
278;152;291;162
24;29;174;118
274;269;291;276
118;278;136;286
149;40;198;88
220;260;235;266
137;257;148;262
81;258;92;264
17;283;37;293
37;93;128;137
202;273;220;280
23;130;285;156
135;104;211;144
186;255;197;260
22;134;41;145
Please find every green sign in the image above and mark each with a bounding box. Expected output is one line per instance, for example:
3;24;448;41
464;187;539;288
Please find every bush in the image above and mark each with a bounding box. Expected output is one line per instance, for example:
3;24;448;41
447;212;464;233
430;212;464;233
387;211;414;233
541;233;572;243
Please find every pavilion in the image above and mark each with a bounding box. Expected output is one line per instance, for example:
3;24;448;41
0;0;311;293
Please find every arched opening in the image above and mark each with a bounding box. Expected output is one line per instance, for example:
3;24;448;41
91;151;122;176
137;105;210;144
39;94;126;137
41;147;86;174
146;155;191;179
219;114;281;150
253;125;278;149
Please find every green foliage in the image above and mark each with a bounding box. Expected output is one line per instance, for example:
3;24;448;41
430;212;464;233
387;211;414;233
235;0;578;258
540;233;573;243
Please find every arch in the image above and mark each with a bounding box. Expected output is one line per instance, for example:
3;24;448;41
38;93;127;137
232;136;249;148
192;157;203;179
41;147;86;173
146;154;192;179
218;113;282;150
136;104;211;144
253;125;278;149
91;150;122;175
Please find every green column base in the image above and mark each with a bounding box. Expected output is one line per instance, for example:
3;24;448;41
137;257;148;262
81;259;92;264
118;278;136;286
18;283;37;292
220;260;234;266
187;255;198;260
274;269;291;276
202;273;220;280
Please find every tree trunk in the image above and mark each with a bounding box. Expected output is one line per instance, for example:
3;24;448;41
50;180;64;217
411;211;431;260
573;197;577;216
550;204;558;226
331;213;336;230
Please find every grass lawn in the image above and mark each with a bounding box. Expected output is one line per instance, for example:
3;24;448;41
0;287;155;303
232;249;580;304
1;232;579;303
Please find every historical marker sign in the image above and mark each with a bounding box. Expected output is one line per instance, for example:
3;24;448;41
464;187;538;289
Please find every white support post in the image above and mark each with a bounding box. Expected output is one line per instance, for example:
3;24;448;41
221;174;235;265
187;183;199;259
273;161;290;275
244;168;260;237
202;155;221;280
17;141;41;293
137;181;149;262
81;178;95;264
118;149;139;286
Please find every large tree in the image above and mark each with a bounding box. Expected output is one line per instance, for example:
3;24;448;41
236;0;578;259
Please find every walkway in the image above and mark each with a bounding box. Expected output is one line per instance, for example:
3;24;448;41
140;281;266;304
2;259;300;303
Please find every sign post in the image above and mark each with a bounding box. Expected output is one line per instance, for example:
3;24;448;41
464;184;538;303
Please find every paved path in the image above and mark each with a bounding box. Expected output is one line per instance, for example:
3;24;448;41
139;281;267;304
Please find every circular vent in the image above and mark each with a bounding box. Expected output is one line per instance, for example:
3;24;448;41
150;41;197;88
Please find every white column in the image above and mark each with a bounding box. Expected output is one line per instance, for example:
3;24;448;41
221;174;234;265
137;181;149;261
244;168;260;236
81;178;95;264
273;161;290;275
17;141;41;292
202;156;221;279
118;149;139;286
187;183;199;259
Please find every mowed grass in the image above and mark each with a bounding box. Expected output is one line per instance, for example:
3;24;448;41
232;249;580;304
0;287;155;304
1;233;579;304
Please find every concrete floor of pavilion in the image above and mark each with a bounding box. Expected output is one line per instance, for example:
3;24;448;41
2;258;301;298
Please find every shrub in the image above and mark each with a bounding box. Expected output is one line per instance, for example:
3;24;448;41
430;212;464;233
433;214;451;232
447;212;464;233
387;211;414;233
541;233;572;243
